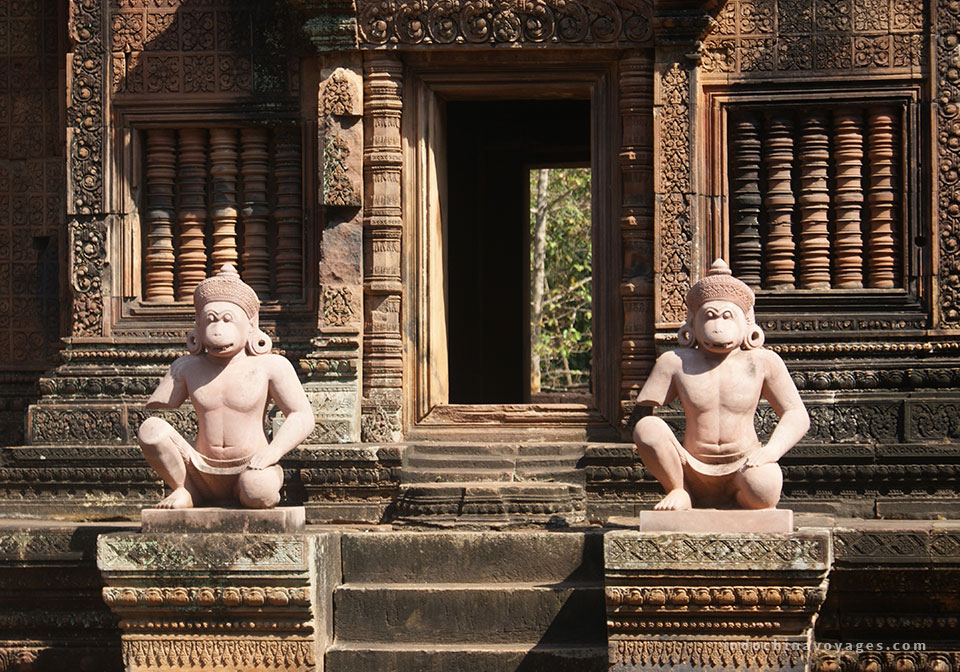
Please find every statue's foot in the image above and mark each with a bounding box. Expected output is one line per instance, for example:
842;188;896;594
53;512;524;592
654;489;692;511
156;487;194;509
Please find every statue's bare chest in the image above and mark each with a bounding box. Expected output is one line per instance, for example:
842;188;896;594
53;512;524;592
187;363;270;413
676;352;763;412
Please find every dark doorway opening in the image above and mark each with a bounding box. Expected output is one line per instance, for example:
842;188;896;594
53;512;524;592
446;99;591;404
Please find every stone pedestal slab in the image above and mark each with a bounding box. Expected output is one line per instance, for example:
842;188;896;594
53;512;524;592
141;506;306;533
97;530;341;672
633;508;794;533
604;529;831;671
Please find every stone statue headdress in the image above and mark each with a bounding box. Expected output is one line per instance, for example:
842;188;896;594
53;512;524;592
678;259;765;350
187;264;272;355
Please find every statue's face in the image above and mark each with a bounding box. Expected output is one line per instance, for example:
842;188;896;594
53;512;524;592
197;300;251;357
694;300;746;354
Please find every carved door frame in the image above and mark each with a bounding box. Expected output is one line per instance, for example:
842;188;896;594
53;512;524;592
392;50;626;439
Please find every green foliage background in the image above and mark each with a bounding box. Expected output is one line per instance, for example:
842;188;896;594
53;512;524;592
530;167;592;392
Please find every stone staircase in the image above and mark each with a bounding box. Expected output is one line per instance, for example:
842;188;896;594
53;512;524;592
325;529;608;671
394;443;587;526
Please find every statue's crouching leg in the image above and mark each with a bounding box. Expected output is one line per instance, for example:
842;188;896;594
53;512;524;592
734;463;783;509
236;465;284;509
633;416;691;509
138;416;198;508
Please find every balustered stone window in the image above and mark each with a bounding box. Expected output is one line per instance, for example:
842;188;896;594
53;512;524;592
138;125;305;305
722;96;922;307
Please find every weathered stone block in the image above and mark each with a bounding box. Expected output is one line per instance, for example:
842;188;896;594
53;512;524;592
632;508;794;533
141;507;305;534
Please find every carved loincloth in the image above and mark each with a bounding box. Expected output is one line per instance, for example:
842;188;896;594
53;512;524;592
676;442;761;477
170;432;253;475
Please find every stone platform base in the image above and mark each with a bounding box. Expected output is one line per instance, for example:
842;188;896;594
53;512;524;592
141;506;305;533
393;482;586;527
613;508;794;533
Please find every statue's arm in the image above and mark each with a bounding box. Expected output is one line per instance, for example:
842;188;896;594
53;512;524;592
248;355;316;469
757;351;810;462
636;352;678;407
144;358;189;409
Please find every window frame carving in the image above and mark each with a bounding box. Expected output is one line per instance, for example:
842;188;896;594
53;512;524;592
701;83;928;322
107;104;317;337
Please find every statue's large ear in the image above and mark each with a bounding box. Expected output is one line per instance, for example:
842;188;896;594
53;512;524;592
677;322;695;347
245;314;272;355
186;328;204;355
743;308;765;350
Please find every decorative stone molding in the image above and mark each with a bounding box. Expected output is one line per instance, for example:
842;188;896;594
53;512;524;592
356;0;653;46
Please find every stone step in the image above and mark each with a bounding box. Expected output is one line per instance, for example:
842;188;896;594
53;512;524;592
333;583;607;645
393;482;587;527
325;642;607;672
404;453;517;471
340;530;604;583
404;443;519;457
402;468;514;483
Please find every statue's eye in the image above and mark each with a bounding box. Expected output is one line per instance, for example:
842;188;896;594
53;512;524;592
723;311;733;319
223;313;233;323
206;314;216;323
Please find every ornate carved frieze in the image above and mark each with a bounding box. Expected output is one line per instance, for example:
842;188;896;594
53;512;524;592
356;0;653;46
811;651;960;672
701;0;925;76
654;59;693;327
937;0;960;328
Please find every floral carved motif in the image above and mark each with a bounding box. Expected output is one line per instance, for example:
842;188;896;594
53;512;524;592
70;219;107;337
356;0;653;46
656;62;692;326
701;0;925;74
937;0;960;327
69;0;105;215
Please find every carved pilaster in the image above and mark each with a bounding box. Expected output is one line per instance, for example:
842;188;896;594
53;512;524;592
274;129;304;299
619;51;655;410
833;109;865;289
240;128;272;296
797;112;832;289
654;58;693;327
176;129;209;300
143;129;176;302
764;114;796;289
866;106;899;289
307;62;365;444
731;115;763;288
937;0;960;326
210;128;240;270
362;53;403;442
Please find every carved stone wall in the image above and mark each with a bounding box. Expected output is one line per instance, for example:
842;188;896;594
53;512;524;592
936;0;960;328
701;0;925;76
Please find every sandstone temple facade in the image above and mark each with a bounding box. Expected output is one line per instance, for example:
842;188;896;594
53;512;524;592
0;0;959;670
